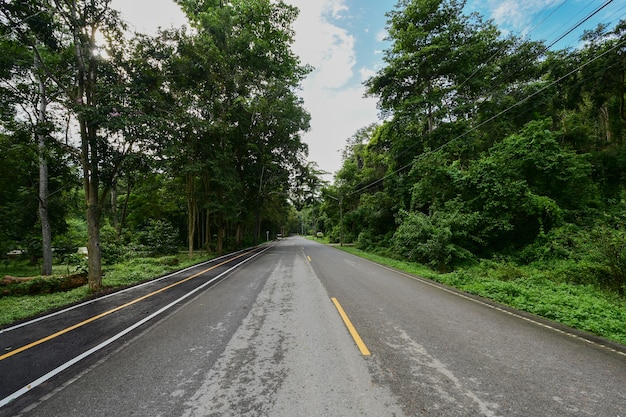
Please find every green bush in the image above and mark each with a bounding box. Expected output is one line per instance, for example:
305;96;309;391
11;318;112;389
516;223;585;264
392;205;479;272
136;219;180;256
94;222;127;264
62;253;88;275
481;259;526;281
160;256;180;266
543;259;607;286
592;227;626;295
0;274;87;297
464;120;597;252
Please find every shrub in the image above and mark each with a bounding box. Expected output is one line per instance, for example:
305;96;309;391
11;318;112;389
515;223;585;264
159;256;180;267
136;219;180;256
63;253;88;275
100;223;127;264
592;227;626;295
392;206;478;272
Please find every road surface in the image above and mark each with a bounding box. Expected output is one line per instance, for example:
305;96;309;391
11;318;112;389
1;237;625;416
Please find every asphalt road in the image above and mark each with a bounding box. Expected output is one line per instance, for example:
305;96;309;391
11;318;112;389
1;237;625;416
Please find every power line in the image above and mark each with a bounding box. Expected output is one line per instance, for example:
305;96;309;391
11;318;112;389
349;37;626;197
521;0;570;40
366;1;622;179
545;0;615;50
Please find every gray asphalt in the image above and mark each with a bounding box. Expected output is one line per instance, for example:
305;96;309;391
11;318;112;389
7;237;626;416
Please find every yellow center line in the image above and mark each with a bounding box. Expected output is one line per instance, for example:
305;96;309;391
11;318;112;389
331;297;371;356
0;250;253;361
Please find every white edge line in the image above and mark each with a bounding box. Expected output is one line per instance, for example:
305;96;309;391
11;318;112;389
0;246;269;408
0;250;247;334
347;251;626;359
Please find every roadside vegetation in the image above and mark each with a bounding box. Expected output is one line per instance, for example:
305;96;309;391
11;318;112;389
2;0;626;350
339;246;626;346
298;2;626;347
0;252;211;327
0;0;319;294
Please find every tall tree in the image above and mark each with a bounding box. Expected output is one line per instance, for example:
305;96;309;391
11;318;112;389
0;1;61;275
1;1;170;290
366;0;543;169
169;0;310;253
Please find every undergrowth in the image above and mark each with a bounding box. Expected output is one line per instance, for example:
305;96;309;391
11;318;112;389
0;254;211;327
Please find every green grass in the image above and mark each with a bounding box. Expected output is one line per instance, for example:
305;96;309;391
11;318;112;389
0;287;91;326
339;246;626;346
0;253;212;327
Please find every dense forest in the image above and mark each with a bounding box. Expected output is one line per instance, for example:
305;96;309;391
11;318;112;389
2;0;626;301
308;0;626;296
0;0;322;290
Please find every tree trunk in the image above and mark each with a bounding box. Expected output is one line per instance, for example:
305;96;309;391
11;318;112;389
38;136;52;276
110;182;118;234
35;53;52;276
255;209;261;245
86;188;102;291
202;176;211;252
205;209;212;252
600;104;611;142
217;217;224;255
80;106;103;291
117;181;132;238
186;173;197;258
67;3;104;292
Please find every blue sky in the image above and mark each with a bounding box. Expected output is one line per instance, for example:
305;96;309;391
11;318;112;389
113;0;626;180
287;0;626;178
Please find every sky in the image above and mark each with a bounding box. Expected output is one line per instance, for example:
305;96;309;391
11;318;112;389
111;0;626;181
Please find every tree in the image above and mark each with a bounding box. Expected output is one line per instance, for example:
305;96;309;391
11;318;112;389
0;1;62;275
1;1;173;290
464;120;596;252
166;0;310;253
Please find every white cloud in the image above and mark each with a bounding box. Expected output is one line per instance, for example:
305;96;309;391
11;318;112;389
325;1;349;20
486;0;562;32
376;28;388;42
300;82;379;178
287;0;380;178
289;0;355;87
114;0;380;179
359;67;376;82
111;0;188;34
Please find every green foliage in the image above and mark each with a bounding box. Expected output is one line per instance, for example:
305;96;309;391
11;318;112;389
1;274;87;297
0;253;209;326
464;120;596;252
100;223;127;265
410;152;463;212
591;227;626;295
515;223;586;264
0;287;90;327
136;219;181;256
331;0;626;275
62;253;88;275
442;266;626;345
392;203;479;272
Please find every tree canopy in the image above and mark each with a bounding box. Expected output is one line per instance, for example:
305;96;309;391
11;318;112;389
318;0;626;286
0;0;312;290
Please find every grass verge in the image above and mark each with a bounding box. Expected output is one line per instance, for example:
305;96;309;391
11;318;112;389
0;253;211;327
339;246;626;346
